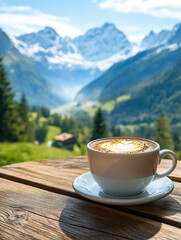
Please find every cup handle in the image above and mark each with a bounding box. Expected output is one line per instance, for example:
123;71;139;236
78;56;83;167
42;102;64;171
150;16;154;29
154;149;177;180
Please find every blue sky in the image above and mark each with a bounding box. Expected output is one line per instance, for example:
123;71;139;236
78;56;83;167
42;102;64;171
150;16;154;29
0;0;180;42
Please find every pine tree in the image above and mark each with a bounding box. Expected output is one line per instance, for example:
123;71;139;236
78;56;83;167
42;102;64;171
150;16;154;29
154;112;174;150
111;126;121;137
91;107;107;140
111;126;117;137
35;109;42;124
0;56;20;142
19;94;30;141
41;106;50;118
49;113;61;127
35;123;48;143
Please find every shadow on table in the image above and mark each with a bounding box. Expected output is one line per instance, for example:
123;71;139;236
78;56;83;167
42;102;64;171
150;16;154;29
121;195;181;221
59;198;161;240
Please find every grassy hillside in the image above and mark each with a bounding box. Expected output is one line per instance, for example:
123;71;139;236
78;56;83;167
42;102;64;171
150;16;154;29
76;45;181;104
46;126;60;142
0;142;84;167
109;60;181;125
72;57;181;132
75;48;154;101
82;94;131;117
100;46;181;100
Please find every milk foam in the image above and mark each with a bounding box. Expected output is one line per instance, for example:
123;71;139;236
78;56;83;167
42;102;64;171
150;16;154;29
101;140;144;153
91;138;156;153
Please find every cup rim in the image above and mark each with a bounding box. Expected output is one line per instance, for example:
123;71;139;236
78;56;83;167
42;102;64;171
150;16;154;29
87;137;160;155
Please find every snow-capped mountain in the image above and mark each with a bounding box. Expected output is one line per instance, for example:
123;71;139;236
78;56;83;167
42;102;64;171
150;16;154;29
11;21;181;102
168;23;181;44
73;23;131;61
12;23;134;101
13;23;132;71
15;27;76;64
141;30;171;49
141;22;181;50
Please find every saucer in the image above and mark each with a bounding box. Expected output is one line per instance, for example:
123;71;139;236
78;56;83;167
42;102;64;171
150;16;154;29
72;172;174;206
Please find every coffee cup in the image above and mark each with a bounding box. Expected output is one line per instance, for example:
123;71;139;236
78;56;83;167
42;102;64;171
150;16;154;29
87;137;177;196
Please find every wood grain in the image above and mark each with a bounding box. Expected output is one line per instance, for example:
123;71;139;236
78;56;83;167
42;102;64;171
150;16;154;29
0;157;180;194
118;186;181;228
0;157;181;228
0;178;181;240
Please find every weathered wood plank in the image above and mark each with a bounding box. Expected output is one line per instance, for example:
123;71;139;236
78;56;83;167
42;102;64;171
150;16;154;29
0;157;181;228
0;157;87;195
0;157;180;194
119;189;181;228
0;178;181;240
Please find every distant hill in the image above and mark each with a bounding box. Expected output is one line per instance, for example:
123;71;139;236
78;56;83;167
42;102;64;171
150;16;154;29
100;45;181;101
0;29;64;108
109;59;181;125
71;58;181;126
76;45;181;102
75;48;155;102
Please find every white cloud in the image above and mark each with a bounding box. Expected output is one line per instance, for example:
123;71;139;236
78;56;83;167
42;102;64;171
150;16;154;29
128;34;145;42
118;25;140;33
117;25;145;42
0;6;83;37
99;0;181;19
0;6;33;12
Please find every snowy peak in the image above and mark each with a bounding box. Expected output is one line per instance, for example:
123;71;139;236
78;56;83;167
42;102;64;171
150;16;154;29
102;22;116;28
13;23;133;71
83;22;121;36
168;23;181;44
141;31;156;49
141;22;181;50
73;22;131;61
38;26;59;38
141;30;171;49
173;23;181;32
13;21;181;71
14;26;76;61
42;26;58;35
17;26;60;49
0;28;20;56
156;30;172;44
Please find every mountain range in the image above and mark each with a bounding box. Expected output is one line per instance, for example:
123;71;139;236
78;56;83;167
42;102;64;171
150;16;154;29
76;44;181;102
65;22;181;126
12;23;133;101
0;21;181;118
76;22;181;103
140;23;181;49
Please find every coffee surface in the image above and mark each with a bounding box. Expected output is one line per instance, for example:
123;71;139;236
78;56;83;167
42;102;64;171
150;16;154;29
90;138;156;153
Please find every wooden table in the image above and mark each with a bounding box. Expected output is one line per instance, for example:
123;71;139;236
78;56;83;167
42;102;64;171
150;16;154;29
0;157;180;239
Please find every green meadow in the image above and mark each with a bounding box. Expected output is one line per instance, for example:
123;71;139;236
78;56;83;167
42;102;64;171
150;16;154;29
0;142;86;167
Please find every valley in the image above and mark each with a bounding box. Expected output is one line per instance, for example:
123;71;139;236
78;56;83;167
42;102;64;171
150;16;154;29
0;21;181;129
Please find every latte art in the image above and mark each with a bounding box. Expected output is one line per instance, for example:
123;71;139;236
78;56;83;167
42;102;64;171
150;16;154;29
91;138;156;153
101;141;144;153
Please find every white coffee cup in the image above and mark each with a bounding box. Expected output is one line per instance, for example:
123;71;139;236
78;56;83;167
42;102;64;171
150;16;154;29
87;137;177;196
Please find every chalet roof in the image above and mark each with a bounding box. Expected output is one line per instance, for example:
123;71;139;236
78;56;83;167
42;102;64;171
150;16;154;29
55;132;74;142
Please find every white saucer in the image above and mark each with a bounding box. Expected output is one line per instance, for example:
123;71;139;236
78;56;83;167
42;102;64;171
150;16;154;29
73;172;174;206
